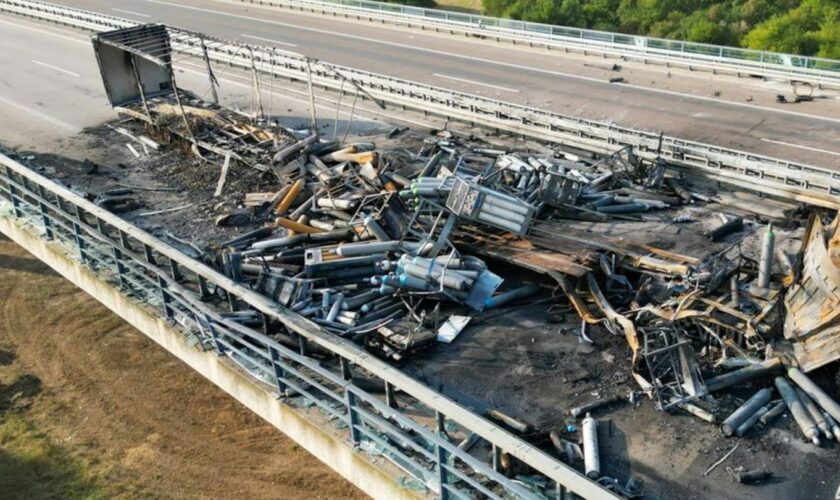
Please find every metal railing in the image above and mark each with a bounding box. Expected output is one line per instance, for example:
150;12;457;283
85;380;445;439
237;0;840;87
0;151;618;499
2;0;837;209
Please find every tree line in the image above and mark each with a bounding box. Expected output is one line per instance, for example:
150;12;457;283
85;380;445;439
384;0;840;58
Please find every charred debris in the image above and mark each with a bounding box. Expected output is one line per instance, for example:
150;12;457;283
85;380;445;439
80;23;840;493
100;96;840;488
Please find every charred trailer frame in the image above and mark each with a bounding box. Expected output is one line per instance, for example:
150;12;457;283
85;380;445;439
92;24;174;108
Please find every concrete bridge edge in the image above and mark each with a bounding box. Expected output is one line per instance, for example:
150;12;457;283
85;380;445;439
0;214;422;500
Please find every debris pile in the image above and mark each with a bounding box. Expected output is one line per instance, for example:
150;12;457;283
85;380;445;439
99;92;840;490
86;25;839;485
6;18;830;497
110;86;840;481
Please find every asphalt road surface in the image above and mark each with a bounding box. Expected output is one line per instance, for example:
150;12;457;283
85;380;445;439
0;13;397;151
38;0;840;169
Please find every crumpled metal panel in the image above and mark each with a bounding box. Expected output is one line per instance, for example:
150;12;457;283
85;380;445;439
785;216;840;371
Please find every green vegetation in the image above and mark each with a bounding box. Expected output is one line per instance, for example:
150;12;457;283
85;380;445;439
382;0;437;7
0;414;107;500
0;358;106;500
477;0;840;58
435;0;484;13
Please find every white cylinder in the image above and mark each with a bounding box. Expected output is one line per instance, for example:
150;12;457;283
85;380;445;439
757;224;775;289
582;414;600;479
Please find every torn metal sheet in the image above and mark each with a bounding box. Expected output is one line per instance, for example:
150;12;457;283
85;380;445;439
785;215;840;372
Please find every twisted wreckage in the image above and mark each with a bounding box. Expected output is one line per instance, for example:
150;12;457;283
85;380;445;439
71;23;840;495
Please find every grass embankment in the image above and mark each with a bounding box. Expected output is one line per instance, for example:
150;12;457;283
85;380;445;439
0;352;108;499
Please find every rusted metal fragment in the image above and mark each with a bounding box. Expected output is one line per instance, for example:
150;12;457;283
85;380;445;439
478;238;592;277
586;274;654;395
637;244;700;265
547;271;598;324
625;254;690;275
785;215;840;371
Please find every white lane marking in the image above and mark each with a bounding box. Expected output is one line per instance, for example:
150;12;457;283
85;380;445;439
112;8;151;18
137;0;840;125
0;95;78;132
0;17;89;45
31;60;81;78
433;73;519;93
241;33;297;47
761;138;840;158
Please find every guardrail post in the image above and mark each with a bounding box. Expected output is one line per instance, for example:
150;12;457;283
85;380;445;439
435;411;445;435
345;389;360;445
118;229;132;252
112;247;129;289
197;275;210;300
436;440;450;499
261;312;271;334
37;187;53;240
158;275;174;319
555;482;568;500
7;182;22;218
268;344;287;395
227;289;237;311
95;216;107;235
170;260;182;282
434;407;453;498
143;243;156;264
298;335;308;356
72;215;86;264
385;381;397;409
0;165;10;203
340;357;352;380
492;444;502;472
205;314;226;354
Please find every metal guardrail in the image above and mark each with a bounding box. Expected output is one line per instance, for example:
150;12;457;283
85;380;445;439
236;0;840;87
0;3;832;496
3;0;837;209
0;152;619;499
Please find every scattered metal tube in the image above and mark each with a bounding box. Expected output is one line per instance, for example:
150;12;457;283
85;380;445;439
341;290;379;310
488;409;531;434
757;224;775;289
596;202;650;214
735;405;769;437
705;358;782;393
590;195;615;208
787;367;840;424
776;247;793;277
721;388;773;436
730;469;772;484
708;216;743;241
476;211;524;233
274;217;325;234
775;376;820;445
359;218;387;243
730;275;740;308
796;387;834;440
823;411;840;442
326;293;344;322
670;398;716;423
336;241;400;257
401;262;471;291
582;414;600;479
759;401;787;425
482;195;531;216
484;284;541;309
480;202;527;223
274;178;304;215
